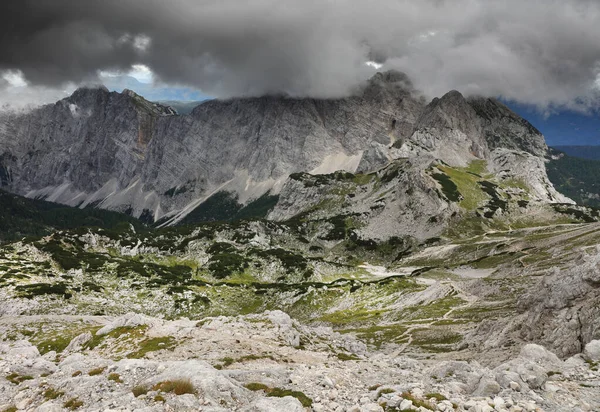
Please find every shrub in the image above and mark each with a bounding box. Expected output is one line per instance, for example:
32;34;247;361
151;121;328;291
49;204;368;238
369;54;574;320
154;395;165;402
14;282;72;299
425;393;447;401
221;357;235;367
43;387;64;400
132;385;149;397
267;388;313;408
5;373;33;384
152;379;196;395
245;382;270;391
107;373;123;383
71;371;82;377
337;353;359;361
63;398;84;410
127;336;176;359
243;383;312;407
88;367;106;376
401;392;435;411
208;253;249;278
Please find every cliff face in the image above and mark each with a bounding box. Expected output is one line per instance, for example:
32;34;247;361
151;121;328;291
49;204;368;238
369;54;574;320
0;71;564;223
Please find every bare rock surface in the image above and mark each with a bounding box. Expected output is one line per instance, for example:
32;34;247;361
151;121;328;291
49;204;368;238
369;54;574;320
0;312;599;411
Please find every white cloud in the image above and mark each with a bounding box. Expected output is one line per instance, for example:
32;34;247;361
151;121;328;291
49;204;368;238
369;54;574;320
133;35;151;53
365;61;383;69
1;70;28;87
99;64;154;84
129;64;153;83
3;0;600;110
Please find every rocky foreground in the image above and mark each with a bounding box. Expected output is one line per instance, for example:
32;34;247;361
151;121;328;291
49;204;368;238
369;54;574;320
1;311;599;412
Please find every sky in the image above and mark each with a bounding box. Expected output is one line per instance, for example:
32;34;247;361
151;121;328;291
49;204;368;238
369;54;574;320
506;102;600;146
0;0;599;144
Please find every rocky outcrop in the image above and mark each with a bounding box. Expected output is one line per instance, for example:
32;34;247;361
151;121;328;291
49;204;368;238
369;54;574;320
515;251;600;358
468;97;547;157
404;90;487;166
268;157;458;241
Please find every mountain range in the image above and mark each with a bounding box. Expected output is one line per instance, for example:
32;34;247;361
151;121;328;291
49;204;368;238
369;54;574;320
0;71;569;230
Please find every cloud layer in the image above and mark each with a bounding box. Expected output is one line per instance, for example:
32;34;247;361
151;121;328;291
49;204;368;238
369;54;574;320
1;0;600;109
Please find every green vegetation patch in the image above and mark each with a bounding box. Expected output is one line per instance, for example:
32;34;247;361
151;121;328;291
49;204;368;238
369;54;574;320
6;373;34;384
244;383;312;407
435;161;491;209
208;253;249;279
15;282;72;299
340;324;409;349
128;336;176;359
44;388;64;400
252;247;309;272
63;398;84;410
267;388;313;407
153;379;196;395
132;385;149;397
432;172;462;203
88;367;106;376
337;352;360;361
108;373;123;383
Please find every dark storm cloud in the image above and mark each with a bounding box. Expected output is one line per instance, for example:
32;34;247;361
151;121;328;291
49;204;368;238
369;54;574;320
1;0;600;109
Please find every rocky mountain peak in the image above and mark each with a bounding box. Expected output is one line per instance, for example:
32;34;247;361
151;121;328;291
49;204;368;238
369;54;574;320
468;96;547;156
418;89;479;131
368;69;413;87
66;85;111;106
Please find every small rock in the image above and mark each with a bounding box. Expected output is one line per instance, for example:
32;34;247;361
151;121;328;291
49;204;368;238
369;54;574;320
323;376;335;388
360;403;384;412
583;340;600;362
36;402;64;412
244;396;304;412
475;378;501;397
15;398;32;410
400;399;413;410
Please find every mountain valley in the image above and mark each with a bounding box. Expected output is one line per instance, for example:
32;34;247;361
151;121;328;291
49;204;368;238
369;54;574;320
0;72;599;411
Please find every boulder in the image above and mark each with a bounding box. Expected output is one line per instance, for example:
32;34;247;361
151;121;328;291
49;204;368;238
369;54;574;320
64;332;92;353
242;396;305;412
96;312;159;336
583;340;600;362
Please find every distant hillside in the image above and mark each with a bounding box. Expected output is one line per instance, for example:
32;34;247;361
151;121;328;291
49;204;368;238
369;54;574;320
547;148;600;207
156;100;206;115
0;190;144;243
552;145;600;160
